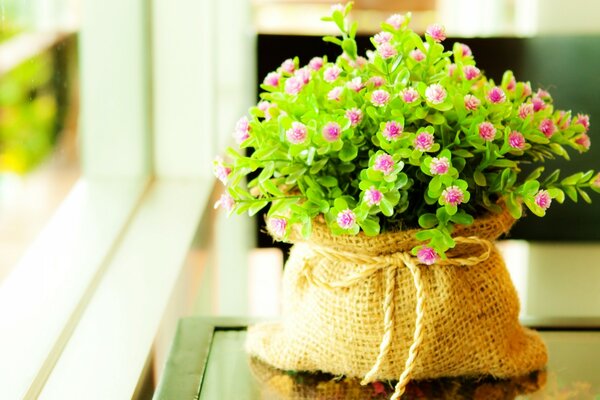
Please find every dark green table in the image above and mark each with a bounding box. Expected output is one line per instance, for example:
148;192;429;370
154;317;600;399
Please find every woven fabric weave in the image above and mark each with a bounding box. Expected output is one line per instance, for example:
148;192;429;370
246;208;547;385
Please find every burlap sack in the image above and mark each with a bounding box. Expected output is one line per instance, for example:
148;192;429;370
246;208;548;398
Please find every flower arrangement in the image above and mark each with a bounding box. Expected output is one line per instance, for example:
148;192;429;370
214;2;599;262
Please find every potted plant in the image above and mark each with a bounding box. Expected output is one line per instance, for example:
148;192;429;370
214;3;598;398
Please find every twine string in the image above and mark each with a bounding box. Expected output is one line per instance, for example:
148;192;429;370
300;236;492;399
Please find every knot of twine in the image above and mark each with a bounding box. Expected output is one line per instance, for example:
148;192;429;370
299;236;493;400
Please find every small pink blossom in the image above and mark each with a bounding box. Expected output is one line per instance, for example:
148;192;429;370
414;132;435;151
506;77;516;91
294;67;311;84
364;187;383;206
508;131;526;150
284;77;303;95
234;116;251;144
373;153;395;175
518;103;534;119
458;43;472;57
430;156;450;175
337;209;356;230
478;122;496;142
345;108;363;127
441;185;465;206
369;76;385;87
323;65;342;83
426;23;446;42
522;82;532;97
386;14;405;29
352;56;368;69
425;83;447;104
591;173;600;188
308;57;324;71
286;121;308;144
346;77;364;92
322;121;342;142
382;121;403;141
371;89;391;107
327;86;343;101
330;3;344;12
401;87;419;103
374;31;393;45
410;49;425;62
487;87;506;104
268;217;288;238
378;43;398;59
213;158;231;184
536;89;550;99
464;94;480;111
575;133;591;150
263;72;281;86
463;65;480;81
532;96;545;112
447;63;457;77
417;246;439;265
534;190;552;210
539;119;556;138
557;111;572;130
280;58;295;74
214;193;235;212
257;101;272;120
575;113;590;131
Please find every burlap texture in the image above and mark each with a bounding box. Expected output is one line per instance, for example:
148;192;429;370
246;208;547;384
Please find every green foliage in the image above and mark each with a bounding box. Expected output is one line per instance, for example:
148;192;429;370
215;2;598;259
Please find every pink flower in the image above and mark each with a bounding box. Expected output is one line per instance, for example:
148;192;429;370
214;193;235;212
557;111;572;130
478;122;496;142
463;65;480;80
506;77;516;91
458;43;472;57
532;96;545;112
352;56;368;69
323;65;342;82
258;101;272;120
426;23;446;42
518;103;534;119
268;217;288;238
591;173;600;189
414;132;435;151
386;14;405;29
508;131;526;150
234;116;251;144
213;158;231;184
294;67;311;84
373;153;395;175
263;72;281;86
382;121;403;141
410;49;425;62
369;76;385;87
322;121;342;142
575;133;591;150
374;31;393;45
285;77;304;95
327;86;343;101
441;185;465;206
425;83;447;104
464;94;480;111
346;77;364;92
430;156;450;175
280;58;295;74
534;190;552;210
401;87;419;103
417;246;439;265
337;209;356;230
378;43;398;59
371;89;391;107
364;187;383;206
308;57;324;71
536;89;550;99
539;119;556;138
522;82;532;97
575;113;590;131
487;87;506;104
330;3;344;12
286;121;308;144
345;108;363;127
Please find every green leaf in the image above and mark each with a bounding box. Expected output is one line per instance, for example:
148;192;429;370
317;176;338;187
450;211;474;225
379;198;394;216
332;10;345;32
248;200;268;216
359;218;381;236
339;141;358;161
474;170;487;186
563;185;578;202
578;188;592;204
506;193;522;219
342;38;357;59
323;36;343;46
547;188;565;203
452;149;474;158
562;172;583;186
418;213;438;229
526;167;545;181
258;162;275;183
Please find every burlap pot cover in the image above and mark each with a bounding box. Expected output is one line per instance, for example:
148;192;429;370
246;208;548;398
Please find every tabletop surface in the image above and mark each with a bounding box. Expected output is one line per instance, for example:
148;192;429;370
154;317;600;400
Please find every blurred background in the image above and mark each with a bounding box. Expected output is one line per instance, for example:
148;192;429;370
0;0;599;398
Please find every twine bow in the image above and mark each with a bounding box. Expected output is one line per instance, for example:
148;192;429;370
299;236;493;400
